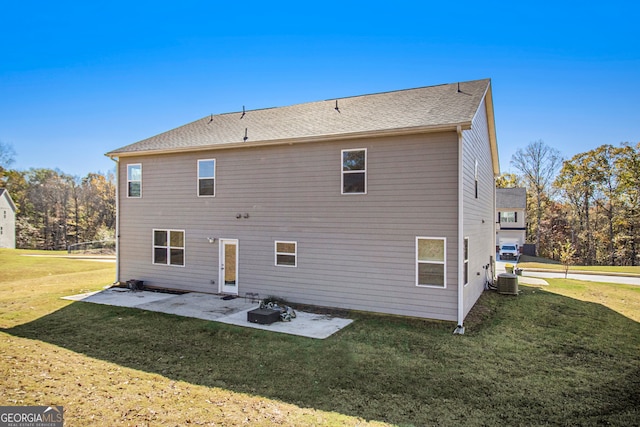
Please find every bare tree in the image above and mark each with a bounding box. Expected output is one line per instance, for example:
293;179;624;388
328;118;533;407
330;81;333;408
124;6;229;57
511;140;563;255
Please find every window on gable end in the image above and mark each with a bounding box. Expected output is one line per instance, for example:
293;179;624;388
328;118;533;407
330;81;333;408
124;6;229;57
464;237;469;286
474;159;479;199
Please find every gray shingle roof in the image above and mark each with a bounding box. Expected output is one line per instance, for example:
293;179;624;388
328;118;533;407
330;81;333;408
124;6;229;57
0;188;16;211
496;188;527;209
107;79;491;156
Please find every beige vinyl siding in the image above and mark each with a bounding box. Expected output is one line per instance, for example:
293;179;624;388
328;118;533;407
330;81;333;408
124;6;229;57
462;96;496;318
118;131;461;321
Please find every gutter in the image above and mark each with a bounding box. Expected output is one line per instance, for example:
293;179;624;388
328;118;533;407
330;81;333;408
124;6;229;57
108;155;120;285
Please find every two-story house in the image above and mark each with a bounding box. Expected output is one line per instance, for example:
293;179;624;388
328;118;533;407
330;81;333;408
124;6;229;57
0;189;16;249
106;79;499;329
496;187;527;250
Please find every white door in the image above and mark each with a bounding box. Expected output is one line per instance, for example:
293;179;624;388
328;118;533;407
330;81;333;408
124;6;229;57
219;239;238;295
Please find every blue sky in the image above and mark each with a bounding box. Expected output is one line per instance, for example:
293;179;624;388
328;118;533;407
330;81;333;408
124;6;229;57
1;0;638;177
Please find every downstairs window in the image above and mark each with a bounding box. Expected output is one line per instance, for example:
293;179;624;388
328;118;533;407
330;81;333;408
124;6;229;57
416;237;446;288
153;229;185;266
275;241;297;267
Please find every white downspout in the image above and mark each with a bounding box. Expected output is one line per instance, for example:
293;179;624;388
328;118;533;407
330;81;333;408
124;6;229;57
109;155;120;285
454;125;465;334
493;174;498;286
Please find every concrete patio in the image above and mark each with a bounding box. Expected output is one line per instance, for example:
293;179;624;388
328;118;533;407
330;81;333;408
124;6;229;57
63;287;353;339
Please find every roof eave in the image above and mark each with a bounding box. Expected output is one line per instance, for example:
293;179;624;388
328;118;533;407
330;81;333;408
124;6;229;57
105;122;472;158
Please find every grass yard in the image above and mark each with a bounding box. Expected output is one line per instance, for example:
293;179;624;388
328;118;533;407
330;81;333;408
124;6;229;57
1;249;639;426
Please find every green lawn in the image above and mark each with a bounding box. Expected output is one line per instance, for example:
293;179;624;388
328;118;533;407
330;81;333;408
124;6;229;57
1;249;639;426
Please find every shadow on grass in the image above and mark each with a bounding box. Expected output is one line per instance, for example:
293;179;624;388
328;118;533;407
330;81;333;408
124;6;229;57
4;286;640;426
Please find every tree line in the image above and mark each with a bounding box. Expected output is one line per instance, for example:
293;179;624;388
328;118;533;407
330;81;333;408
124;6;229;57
1;142;115;250
2;139;639;265
501;140;640;266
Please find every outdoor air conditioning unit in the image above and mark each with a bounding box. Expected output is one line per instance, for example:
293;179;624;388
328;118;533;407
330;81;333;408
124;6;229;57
497;273;518;295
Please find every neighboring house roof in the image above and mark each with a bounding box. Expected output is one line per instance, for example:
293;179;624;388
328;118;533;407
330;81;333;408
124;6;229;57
496;187;527;209
107;79;497;167
0;188;16;212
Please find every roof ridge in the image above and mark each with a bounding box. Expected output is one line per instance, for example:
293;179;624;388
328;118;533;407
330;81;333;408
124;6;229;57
327;78;490;102
214;78;491;117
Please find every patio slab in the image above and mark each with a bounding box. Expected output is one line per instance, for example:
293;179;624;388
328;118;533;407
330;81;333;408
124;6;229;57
136;292;256;321
218;307;354;339
63;288;353;339
62;287;175;306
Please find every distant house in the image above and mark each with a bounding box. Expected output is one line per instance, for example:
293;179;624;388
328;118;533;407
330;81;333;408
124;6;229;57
106;79;500;328
0;188;16;249
496;187;527;249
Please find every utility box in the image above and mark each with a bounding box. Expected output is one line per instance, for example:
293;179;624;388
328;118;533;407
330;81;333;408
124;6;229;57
497;273;518;295
247;308;281;325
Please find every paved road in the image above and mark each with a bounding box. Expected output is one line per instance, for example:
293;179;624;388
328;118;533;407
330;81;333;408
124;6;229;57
495;259;640;286
522;270;640;286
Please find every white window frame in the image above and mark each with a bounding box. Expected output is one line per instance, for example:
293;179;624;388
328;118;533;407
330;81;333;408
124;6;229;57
464;237;469;286
416;237;446;288
500;211;517;223
341;148;367;195
127;163;142;198
152;229;185;267
275;240;297;267
197;159;216;197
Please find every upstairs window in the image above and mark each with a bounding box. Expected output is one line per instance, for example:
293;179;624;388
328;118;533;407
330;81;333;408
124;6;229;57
127;164;142;198
342;149;367;194
416;237;446;288
500;211;517;223
275;241;297;267
198;159;216;197
153;229;185;266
